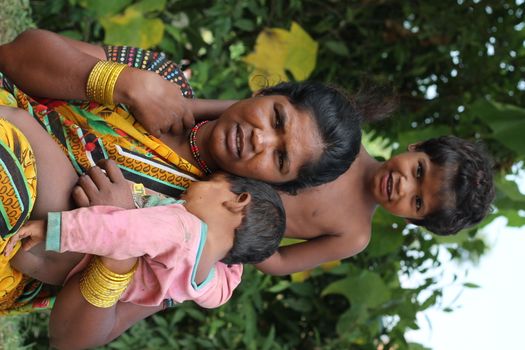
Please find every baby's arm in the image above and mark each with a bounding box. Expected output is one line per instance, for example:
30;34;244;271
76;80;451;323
255;234;369;276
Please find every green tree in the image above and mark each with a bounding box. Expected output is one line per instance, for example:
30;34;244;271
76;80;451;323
7;1;525;349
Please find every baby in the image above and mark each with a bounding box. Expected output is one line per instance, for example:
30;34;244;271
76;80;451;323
5;168;285;309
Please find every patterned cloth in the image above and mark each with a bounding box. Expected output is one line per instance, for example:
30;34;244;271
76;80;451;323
0;46;199;314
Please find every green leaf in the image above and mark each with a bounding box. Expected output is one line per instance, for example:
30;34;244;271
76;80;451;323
463;282;481;288
234;19;255;31
79;0;132;18
470;99;525;154
130;0;166;13
101;7;164;48
495;175;525;203
336;304;368;335
325;40;350;56
322;270;391;308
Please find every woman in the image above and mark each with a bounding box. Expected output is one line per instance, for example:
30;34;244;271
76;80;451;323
0;29;365;313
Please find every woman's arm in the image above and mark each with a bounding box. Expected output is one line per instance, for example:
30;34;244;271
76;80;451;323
255;234;370;276
0;29;234;134
49;257;163;349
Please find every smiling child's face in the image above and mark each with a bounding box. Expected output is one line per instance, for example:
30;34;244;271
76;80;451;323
371;147;450;220
207;95;324;184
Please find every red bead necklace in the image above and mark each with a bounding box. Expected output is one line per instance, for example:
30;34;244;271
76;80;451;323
189;120;212;175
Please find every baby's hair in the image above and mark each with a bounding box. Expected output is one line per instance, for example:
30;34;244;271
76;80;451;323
221;174;286;265
409;136;495;235
259;81;396;194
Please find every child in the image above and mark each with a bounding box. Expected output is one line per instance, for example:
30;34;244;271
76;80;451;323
257;135;495;275
5;171;285;309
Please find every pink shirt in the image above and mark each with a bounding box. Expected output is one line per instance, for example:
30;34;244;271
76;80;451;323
46;204;243;308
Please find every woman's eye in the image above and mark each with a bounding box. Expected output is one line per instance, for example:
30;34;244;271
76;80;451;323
277;151;285;170
274;109;283;129
416;161;423;178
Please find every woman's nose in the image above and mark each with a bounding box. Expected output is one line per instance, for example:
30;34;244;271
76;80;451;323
252;128;278;153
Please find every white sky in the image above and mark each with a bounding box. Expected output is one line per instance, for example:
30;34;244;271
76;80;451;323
406;217;525;349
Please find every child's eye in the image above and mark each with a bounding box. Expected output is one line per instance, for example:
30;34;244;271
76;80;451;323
415;196;423;211
416;161;424;179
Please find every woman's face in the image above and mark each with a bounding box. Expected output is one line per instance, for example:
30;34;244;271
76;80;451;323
208;95;324;183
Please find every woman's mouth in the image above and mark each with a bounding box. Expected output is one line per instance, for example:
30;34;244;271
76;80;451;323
236;124;244;158
229;123;243;159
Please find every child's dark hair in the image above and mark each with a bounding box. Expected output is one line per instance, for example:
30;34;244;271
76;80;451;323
260;81;396;194
221;174;286;265
409;136;495;235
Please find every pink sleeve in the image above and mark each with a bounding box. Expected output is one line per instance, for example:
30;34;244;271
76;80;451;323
56;205;190;260
190;263;243;308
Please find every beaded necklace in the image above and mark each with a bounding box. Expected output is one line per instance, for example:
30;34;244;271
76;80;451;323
189;120;212;175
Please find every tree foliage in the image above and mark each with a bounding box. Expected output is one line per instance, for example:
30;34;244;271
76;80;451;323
6;0;525;349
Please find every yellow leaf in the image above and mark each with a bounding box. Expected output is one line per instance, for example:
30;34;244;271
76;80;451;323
291;270;311;283
285;22;318;81
244;22;318;91
320;260;341;271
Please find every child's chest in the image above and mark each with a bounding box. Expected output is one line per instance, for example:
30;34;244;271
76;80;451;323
281;182;369;239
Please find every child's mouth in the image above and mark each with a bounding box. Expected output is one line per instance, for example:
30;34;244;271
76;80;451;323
387;172;393;200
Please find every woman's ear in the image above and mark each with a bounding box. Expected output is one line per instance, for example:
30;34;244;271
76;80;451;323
223;192;251;213
252;89;264;97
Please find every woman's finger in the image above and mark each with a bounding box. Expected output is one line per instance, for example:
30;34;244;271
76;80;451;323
72;185;90;207
77;174;100;196
4;230;29;256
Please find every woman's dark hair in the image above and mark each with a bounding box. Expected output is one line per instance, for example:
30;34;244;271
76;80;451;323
221;174;286;265
409;136;495;235
260;81;396;194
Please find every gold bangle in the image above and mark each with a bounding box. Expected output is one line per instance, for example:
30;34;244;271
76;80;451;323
105;63;126;105
79;256;137;308
86;61;127;105
86;61;105;102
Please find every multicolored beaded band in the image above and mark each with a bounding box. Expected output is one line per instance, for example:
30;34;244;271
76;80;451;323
189;121;212;176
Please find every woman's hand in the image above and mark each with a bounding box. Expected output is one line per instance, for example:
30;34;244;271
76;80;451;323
73;159;136;209
115;68;194;137
4;220;46;256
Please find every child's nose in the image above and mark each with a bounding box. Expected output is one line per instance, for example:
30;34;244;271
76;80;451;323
399;176;416;197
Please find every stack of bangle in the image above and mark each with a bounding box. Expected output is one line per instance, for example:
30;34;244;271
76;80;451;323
86;61;127;105
80;256;137;308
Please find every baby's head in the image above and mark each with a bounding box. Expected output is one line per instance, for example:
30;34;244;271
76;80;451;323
220;173;286;264
183;172;285;265
375;136;495;235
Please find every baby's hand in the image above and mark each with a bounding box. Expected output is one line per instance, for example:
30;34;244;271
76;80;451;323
73;159;135;209
4;220;46;256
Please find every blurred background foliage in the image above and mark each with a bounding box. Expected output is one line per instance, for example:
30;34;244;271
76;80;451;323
1;0;524;349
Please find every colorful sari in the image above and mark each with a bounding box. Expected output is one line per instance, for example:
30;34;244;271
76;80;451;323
0;47;199;314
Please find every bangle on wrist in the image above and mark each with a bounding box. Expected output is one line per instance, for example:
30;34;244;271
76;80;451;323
79;256;137;308
86;61;127;105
